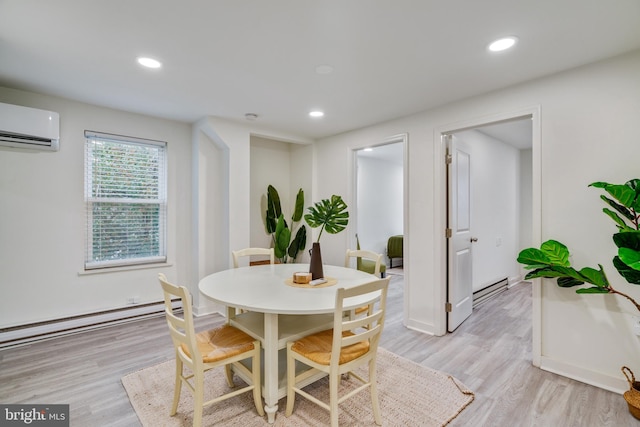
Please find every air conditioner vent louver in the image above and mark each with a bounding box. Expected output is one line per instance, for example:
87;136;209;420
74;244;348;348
0;132;54;144
0;102;60;151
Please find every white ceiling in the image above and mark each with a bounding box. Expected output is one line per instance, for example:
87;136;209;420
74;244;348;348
1;1;639;141
477;118;533;149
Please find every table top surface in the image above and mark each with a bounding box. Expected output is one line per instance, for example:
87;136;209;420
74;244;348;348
198;263;379;314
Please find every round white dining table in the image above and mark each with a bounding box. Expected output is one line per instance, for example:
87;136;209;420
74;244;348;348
198;263;378;423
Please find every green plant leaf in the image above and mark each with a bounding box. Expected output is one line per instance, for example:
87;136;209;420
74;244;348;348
613;231;640;251
590;182;636;208
557;277;586;287
275;228;291;259
613;256;640;284
540;240;571;266
578;266;608;287
517;248;551;269
304;195;349;242
266;185;282;234
600;195;635;222
619;248;640;271
628;179;640;212
614;232;640;273
588;181;608;188
292;188;304;222
602;207;634;231
524;266;577;279
576;287;611;294
288;225;306;259
273;215;290;259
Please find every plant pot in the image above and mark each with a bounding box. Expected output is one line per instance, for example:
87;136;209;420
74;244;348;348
309;242;324;280
622;366;640;419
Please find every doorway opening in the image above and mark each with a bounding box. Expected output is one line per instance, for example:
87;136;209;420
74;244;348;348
444;115;535;333
353;134;408;322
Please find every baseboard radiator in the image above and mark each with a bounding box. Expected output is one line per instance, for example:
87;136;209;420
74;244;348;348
0;300;179;349
473;277;508;307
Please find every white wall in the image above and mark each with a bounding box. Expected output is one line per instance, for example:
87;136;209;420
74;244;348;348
314;50;640;392
0;86;192;327
250;137;292;250
356;154;403;264
454;129;520;291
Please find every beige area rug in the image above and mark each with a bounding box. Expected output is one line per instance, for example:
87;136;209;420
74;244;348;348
122;348;474;426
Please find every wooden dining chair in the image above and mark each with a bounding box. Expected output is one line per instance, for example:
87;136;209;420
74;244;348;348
158;273;264;427
344;248;383;277
230;247;274;315
232;247;275;268
285;277;390;426
345;248;384;317
353;234;386;278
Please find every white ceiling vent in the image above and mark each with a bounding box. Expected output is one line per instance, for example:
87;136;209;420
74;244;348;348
0;102;60;151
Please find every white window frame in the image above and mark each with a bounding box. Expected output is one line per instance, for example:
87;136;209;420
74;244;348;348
84;131;167;270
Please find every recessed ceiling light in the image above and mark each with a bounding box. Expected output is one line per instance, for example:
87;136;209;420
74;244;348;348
309;111;324;118
245;113;258;120
137;57;162;69
315;65;334;75
488;37;518;52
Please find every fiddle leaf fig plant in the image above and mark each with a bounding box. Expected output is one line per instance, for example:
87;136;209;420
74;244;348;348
517;179;640;312
304;195;349;242
264;185;306;263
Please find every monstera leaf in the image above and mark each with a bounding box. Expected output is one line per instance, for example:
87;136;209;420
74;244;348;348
304;195;349;242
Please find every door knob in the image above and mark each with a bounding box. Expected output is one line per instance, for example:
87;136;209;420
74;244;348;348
470;237;478;242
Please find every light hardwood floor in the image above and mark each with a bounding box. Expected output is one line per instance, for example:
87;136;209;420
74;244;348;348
0;273;635;426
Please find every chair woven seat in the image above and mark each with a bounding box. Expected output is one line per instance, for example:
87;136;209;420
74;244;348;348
291;329;369;365
181;324;256;364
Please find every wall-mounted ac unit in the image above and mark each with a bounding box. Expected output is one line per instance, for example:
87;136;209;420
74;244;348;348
0;102;60;151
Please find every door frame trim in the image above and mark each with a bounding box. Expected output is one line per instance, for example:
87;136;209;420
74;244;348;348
434;106;542;366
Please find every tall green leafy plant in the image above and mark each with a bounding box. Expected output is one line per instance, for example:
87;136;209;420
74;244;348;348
304;195;349;242
517;179;640;311
264;185;306;263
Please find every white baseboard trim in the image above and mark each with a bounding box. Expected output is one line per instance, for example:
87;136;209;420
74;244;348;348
508;275;525;287
404;318;437;336
0;300;179;349
540;356;626;394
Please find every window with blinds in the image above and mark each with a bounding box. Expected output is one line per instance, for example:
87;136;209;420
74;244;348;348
84;131;167;269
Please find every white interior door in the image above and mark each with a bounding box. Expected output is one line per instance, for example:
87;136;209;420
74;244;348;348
447;134;474;332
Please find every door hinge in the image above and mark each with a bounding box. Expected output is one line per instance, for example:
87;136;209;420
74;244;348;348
445;153;452;164
445;302;452;312
445;228;452;238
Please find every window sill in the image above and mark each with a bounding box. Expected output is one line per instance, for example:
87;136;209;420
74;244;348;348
78;261;173;276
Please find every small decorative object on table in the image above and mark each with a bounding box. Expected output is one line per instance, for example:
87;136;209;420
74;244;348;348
293;272;311;284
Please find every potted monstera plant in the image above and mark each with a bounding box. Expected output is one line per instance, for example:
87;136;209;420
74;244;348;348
517;179;640;418
304;195;349;279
